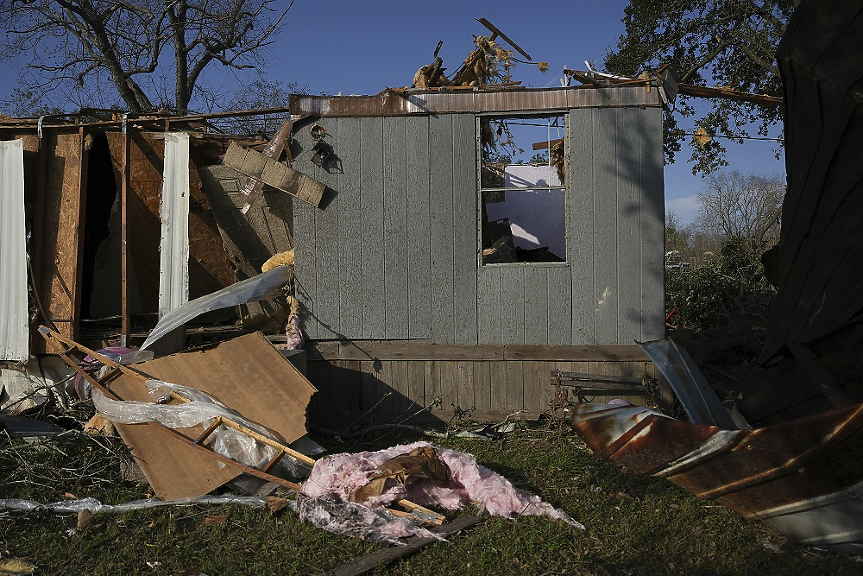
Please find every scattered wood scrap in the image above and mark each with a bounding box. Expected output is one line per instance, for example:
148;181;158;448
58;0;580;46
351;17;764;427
223;141;325;207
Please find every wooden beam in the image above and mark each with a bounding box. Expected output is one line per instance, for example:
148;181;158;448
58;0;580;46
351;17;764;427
532;137;564;151
71;126;89;341
677;83;782;106
476;18;531;60
120;127;131;345
223;141;325;207
303;341;650;362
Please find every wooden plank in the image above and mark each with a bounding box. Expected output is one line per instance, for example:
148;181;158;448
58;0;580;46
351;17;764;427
593;107;619;344
473;361;492;411
382;117;409;339
360;117;386;338
223;142;324;207
505;360;524;411
338;118;363;338
451;114;478;344
569;108;595;344
488;359;509;411
405;360;427;412
455;361;475;412
324;513;483;576
428;114;455;343
524;267;549;345
425;360;442;409
788;342;852;407
437;361;459;413
638;107;666;341
547;265;572;345
522;360;549;411
477;266;502;344
307;341;649;362
405;116;431;339
311;118;341;339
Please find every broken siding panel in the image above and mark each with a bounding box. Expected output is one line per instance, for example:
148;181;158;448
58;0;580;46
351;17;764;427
451;114;478;344
405;116;431;339
639;107;666;341
569;108;595;344
593;107;619;344
157;133;190;318
360;117;386;338
429;115;456;343
383;116;409;339
0;139;28;361
524;267;549;345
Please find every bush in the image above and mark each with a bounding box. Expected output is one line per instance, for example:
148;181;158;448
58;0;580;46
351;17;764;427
666;237;776;331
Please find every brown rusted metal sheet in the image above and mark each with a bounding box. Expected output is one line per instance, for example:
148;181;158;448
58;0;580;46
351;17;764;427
570;402;863;554
289;86;662;117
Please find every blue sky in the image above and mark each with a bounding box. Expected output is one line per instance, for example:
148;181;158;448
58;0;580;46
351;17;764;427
0;0;785;225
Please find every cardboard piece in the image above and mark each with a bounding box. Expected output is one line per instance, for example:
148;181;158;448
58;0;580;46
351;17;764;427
108;332;317;499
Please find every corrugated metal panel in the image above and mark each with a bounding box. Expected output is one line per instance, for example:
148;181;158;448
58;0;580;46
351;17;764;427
290;86;662;117
158;132;190;318
569;401;863;554
0;139;28;361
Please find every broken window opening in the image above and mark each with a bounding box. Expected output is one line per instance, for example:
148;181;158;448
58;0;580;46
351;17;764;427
479;114;567;265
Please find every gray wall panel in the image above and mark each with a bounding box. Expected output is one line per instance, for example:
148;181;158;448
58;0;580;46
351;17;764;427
477;265;502;344
405;116;431;339
639;107;666;340
338;118;364;338
451;114;478;344
311;118;341;339
618;107;642;344
547;266;572;345
498;267;526;344
524;267;549;345
360;117;386;338
569;108;595;343
594;107;620;344
383;116;409;338
429;115;456;343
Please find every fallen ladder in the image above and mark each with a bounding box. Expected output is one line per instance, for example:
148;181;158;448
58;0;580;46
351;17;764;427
39;326;444;526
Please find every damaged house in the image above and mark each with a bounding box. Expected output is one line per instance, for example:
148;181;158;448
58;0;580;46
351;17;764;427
0;78;666;423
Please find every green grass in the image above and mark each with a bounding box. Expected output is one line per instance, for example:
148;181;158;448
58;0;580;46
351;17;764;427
1;423;860;575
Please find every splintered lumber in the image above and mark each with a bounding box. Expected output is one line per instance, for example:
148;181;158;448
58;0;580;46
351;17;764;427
223;141;325;207
325;513;484;576
37;326;444;526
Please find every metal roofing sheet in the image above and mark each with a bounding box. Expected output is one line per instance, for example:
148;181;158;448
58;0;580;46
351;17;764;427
290;86;662;117
0;139;28;362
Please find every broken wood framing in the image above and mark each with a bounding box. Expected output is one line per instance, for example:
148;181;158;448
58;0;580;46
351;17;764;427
223;141;325;207
38;327;443;525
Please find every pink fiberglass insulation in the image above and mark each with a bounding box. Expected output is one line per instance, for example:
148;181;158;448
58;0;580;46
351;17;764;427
301;441;584;530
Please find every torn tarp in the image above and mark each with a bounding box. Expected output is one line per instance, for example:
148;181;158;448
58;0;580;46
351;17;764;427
140;265;292;351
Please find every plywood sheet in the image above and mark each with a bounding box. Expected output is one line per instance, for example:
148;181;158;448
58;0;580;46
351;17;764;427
109;332;317;500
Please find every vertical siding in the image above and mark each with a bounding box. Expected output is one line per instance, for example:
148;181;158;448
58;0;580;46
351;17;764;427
451;115;478;344
570;108;595;343
593;107;620;344
292;107;663;345
383;117;409;338
405;116;431;339
311;118;341;339
639;107;666;340
429;115;456;342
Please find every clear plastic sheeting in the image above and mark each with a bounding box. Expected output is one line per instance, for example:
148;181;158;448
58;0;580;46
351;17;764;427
73;347;155;400
92;379;306;476
0;495;268;514
140;265;292;351
302;441;584;529
297;494;443;546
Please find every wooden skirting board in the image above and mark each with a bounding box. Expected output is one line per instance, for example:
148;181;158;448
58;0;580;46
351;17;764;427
306;341;650;362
